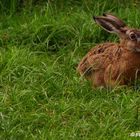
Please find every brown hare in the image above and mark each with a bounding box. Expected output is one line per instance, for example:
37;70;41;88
77;13;140;88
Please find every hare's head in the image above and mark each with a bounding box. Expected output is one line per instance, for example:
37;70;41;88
94;13;140;52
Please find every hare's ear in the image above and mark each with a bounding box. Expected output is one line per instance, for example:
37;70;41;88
103;13;126;28
93;16;123;34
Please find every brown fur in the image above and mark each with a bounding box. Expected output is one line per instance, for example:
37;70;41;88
77;14;140;88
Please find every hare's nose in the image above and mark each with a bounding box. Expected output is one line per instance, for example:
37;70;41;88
137;37;140;42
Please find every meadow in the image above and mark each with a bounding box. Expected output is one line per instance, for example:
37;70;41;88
1;0;140;139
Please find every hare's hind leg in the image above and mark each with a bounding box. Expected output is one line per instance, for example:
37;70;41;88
104;64;124;88
90;71;105;87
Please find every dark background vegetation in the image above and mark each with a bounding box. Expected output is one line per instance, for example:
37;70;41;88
0;0;137;14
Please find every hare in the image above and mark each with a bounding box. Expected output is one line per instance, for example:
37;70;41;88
77;13;140;88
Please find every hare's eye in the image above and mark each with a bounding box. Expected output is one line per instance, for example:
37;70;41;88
129;33;137;41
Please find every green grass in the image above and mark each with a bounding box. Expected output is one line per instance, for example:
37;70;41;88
1;1;140;139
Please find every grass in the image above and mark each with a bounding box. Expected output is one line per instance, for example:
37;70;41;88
1;0;140;139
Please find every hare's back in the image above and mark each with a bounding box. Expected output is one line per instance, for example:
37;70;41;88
77;43;120;77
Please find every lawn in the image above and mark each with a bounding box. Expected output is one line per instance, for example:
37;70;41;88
1;0;140;139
